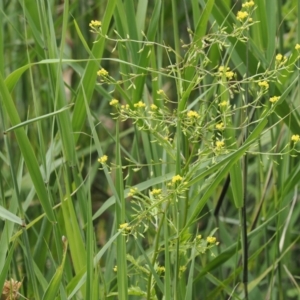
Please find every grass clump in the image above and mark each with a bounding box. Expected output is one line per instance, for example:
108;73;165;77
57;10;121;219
1;1;300;299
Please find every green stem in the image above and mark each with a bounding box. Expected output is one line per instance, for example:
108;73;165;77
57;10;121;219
146;201;170;299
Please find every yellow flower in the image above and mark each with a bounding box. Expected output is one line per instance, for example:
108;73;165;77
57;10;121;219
219;100;228;108
291;134;300;143
196;234;202;240
215;122;224;130
236;11;249;21
269;96;280;103
258;81;269;89
89;20;102;28
150;104;158;110
150;188;162;195
225;71;234;80
275;54;283;62
295;44;300;50
109;99;119;106
187;110;199;118
172;175;183;184
157;89;165;95
242;1;255;8
218;66;230;73
134;101;146;108
215;140;225;150
128;187;138;197
121;104;129;110
113;266;117;272
119;223;131;230
98;155;108;164
97;68;108;77
207;236;217;244
157;266;166;273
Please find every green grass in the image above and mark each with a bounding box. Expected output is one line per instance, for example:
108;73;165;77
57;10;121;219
1;1;300;299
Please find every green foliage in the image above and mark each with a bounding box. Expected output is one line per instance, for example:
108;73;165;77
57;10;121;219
1;1;300;299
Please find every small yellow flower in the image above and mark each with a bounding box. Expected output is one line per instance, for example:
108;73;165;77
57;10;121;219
89;20;102;28
215;140;225;150
218;66;230;73
242;1;255;8
121;104;129;110
109;99;119;106
113;266;117;272
225;71;234;80
187;110;200;119
120;223;131;230
207;236;217;244
275;54;283;62
236;11;249;21
150;188;162;195
97;68;108;77
157;89;165;95
98;155;108;164
295;44;300;50
172;174;183;184
269;96;280;103
134;101;146;108
150;104;158;110
196;234;202;240
215;122;224;130
128;187;138;197
258;81;269;89
157;266;166;273
291;134;300;143
219;100;228;108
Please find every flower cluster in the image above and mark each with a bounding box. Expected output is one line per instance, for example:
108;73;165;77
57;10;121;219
218;66;235;80
134;101;146;108
236;11;249;22
150;104;158;110
236;1;254;22
120;222;131;229
258;81;269;89
219;100;229;108
215;140;225;150
291;134;300;143
150;188;162;196
206;236;217;244
187;110;200;119
215;122;224;130
276;54;283;62
157;89;165;96
128;187;138;197
269;96;280;104
98;155;108;164
89;20;101;28
119;222;132;235
275;53;287;66
97;68;108;77
242;0;255;8
172;175;183;184
109;99;119;106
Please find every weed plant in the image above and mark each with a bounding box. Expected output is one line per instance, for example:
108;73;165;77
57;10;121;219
1;1;300;299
